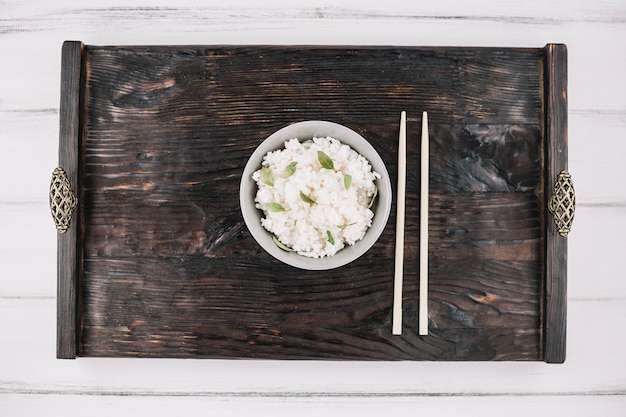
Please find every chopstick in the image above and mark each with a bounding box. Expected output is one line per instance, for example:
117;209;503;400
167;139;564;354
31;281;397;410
419;111;429;336
392;111;407;335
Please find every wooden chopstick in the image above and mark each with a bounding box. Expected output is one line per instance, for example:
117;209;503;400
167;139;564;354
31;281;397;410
419;111;429;336
392;111;407;335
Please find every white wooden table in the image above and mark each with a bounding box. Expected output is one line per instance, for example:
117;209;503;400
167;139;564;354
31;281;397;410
1;0;625;415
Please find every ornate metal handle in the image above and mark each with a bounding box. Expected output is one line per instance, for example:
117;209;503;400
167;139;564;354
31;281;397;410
50;167;78;234
548;170;575;237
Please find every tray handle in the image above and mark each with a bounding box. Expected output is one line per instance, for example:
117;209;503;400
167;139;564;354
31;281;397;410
548;170;575;237
50;167;78;234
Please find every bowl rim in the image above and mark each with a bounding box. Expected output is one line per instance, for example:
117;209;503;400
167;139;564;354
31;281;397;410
239;120;392;270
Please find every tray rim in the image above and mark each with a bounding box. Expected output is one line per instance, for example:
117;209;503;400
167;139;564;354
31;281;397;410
543;43;568;364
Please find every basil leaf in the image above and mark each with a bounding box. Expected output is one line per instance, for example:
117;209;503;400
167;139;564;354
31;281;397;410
266;202;285;212
285;161;297;177
343;173;352;190
273;235;294;251
317;151;334;170
300;191;316;205
326;230;335;245
260;166;274;186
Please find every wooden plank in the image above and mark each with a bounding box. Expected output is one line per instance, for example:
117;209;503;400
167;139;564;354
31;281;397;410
543;43;568;364
56;40;84;359
1;394;626;417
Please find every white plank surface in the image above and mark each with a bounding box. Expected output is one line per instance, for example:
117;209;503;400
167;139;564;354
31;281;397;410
1;0;625;414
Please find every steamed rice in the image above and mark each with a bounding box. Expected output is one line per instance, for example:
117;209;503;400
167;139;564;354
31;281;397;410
252;136;380;258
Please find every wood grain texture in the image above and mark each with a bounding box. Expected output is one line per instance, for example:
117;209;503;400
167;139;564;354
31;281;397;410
56;41;84;359
3;394;626;417
543;43;568;363
55;44;562;361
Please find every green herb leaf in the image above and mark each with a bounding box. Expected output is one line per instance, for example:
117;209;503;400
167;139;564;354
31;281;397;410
285;161;297;177
367;186;378;209
273;235;294;251
337;222;357;229
300;191;316;205
260;166;274;186
266;202;285;212
343;173;352;190
326;230;335;245
317;151;334;170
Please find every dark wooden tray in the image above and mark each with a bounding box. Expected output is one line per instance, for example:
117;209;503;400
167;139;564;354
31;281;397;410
55;41;568;362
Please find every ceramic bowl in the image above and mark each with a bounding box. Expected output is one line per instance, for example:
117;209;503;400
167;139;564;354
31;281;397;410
239;121;392;270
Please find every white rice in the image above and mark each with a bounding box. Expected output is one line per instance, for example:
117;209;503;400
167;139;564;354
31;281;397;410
252;136;380;258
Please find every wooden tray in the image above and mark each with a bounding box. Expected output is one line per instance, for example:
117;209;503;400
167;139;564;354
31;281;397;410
55;41;568;362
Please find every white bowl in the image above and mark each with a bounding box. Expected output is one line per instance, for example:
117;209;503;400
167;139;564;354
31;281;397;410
240;121;392;270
